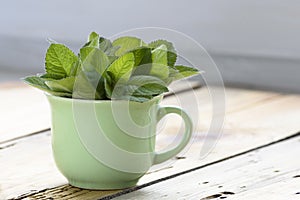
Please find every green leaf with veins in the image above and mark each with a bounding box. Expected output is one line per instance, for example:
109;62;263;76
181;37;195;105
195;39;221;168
45;76;75;93
79;47;110;99
80;47;109;75
45;44;78;78
151;44;169;80
171;65;200;81
23;76;72;97
112;36;147;56
127;75;167;87
130;47;152;67
72;70;102;99
149;39;176;52
149;39;177;67
129;47;152;76
23;32;200;102
106;52;135;82
82;32;100;48
112;75;168;101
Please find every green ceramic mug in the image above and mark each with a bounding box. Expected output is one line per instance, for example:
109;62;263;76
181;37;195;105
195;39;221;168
47;94;192;189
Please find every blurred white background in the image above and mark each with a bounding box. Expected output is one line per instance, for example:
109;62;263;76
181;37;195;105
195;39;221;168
0;0;299;92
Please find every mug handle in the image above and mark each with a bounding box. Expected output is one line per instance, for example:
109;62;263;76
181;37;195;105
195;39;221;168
153;106;193;165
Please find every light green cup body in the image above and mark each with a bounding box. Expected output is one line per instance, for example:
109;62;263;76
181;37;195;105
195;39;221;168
47;95;192;190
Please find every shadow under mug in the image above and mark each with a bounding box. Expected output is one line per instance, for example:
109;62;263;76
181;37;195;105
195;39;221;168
47;94;193;189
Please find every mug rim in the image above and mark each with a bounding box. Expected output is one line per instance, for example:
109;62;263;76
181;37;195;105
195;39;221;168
45;93;163;104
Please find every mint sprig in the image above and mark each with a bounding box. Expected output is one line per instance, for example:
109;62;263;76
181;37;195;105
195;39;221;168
45;43;78;78
23;32;201;102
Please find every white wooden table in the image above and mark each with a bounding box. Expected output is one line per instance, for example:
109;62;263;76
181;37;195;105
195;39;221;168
1;82;300;200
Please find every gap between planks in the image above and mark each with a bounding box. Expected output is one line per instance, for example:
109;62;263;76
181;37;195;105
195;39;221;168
113;135;300;200
0;128;50;146
3;85;300;199
98;131;300;199
11;131;300;200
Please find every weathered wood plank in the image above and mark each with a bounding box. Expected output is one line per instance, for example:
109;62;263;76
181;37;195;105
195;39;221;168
0;132;117;200
113;135;300;200
0;83;50;143
0;132;62;200
2;87;300;199
140;92;300;184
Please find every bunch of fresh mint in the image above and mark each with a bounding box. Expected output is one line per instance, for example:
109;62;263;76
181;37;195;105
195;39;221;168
24;32;200;102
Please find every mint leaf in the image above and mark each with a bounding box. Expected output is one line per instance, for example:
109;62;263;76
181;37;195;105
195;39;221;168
107;55;118;64
88;32;100;48
171;65;200;80
149;39;176;52
69;60;81;77
131;47;152;67
84;33;120;60
136;83;168;96
149;39;177;66
45;43;78;78
106;52;135;82
104;71;114;98
128;75;167;87
165;67;179;85
104;53;135;98
152;45;168;64
99;37;120;56
23;32;200;102
82;32;100;48
79;47;110;99
72;70;103;99
130;47;152;76
151;44;169;80
112;36;147;56
166;51;177;67
40;73;65;80
80;47;109;75
23;76;50;91
45;76;75;93
99;37;120;64
99;37;112;52
111;75;168;102
130;46;171;83
23;76;72;97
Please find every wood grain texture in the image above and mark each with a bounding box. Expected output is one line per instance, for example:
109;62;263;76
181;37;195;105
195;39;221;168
2;86;300;199
114;135;300;200
0;83;50;143
0;132;64;200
